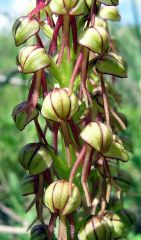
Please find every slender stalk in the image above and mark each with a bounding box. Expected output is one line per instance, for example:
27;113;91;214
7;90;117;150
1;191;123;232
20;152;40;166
49;16;63;54
69;51;83;94
70;16;78;53
34;119;48;145
80;48;93;107
68;215;75;240
58;214;67;240
110;107;126;130
81;145;93;207
48;214;58;240
69;145;86;195
28;71;42;111
100;74;110;126
57;15;70;64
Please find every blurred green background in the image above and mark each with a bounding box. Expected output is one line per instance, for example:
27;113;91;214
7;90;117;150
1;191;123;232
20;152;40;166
0;0;141;239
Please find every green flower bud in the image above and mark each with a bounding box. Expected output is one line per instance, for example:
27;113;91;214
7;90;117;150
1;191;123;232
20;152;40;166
96;53;127;78
99;6;121;21
80;122;113;153
19;143;53;175
113;169;132;192
21;175;35;196
30;224;48;240
17;46;50;74
78;215;114;240
118;209;136;229
12;16;40;46
97;0;119;6
95;17;107;29
12;102;39;131
41;88;79;122
44;180;81;215
103;141;129;162
78;26;109;55
105;213;127;239
49;0;86;16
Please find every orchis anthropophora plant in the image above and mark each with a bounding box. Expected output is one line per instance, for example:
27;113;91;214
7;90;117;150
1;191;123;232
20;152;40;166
12;0;135;239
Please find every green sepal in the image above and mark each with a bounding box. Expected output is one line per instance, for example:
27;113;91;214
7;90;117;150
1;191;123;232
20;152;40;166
97;0;119;6
13;16;40;46
80;122;113;153
40;21;53;40
99;6;121;21
78;26;109;55
19;143;53;175
49;0;87;16
96;53;127;78
17;46;51;74
12;101;39;131
103;141;129;162
21;175;35;196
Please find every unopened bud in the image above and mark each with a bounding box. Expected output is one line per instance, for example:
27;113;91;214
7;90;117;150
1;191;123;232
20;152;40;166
96;53;127;78
17;46;50;74
44;180;81;215
99;6;121;21
49;0;86;15
12;101;38;131
19;143;53;175
79;26;109;55
95;17;107;29
103;140;129;162
12;16;40;46
97;0;119;6
78;215;114;240
41;88;79;122
80;122;113;153
105;213;127;239
21;175;35;196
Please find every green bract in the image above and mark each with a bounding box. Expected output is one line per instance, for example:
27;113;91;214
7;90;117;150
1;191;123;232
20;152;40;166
78;215;114;240
99;6;121;21
44;180;81;215
103;141;129;162
96;53;127;78
80;122;113;153
17;46;51;73
97;0;119;6
12;16;40;46
78;26;109;54
41;88;79;122
12;101;38;131
49;0;86;15
19;143;53;175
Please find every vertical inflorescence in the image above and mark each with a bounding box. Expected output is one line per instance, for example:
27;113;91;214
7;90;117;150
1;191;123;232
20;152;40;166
12;0;135;239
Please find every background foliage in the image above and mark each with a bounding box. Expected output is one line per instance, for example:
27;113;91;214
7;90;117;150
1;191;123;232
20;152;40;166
0;1;141;239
